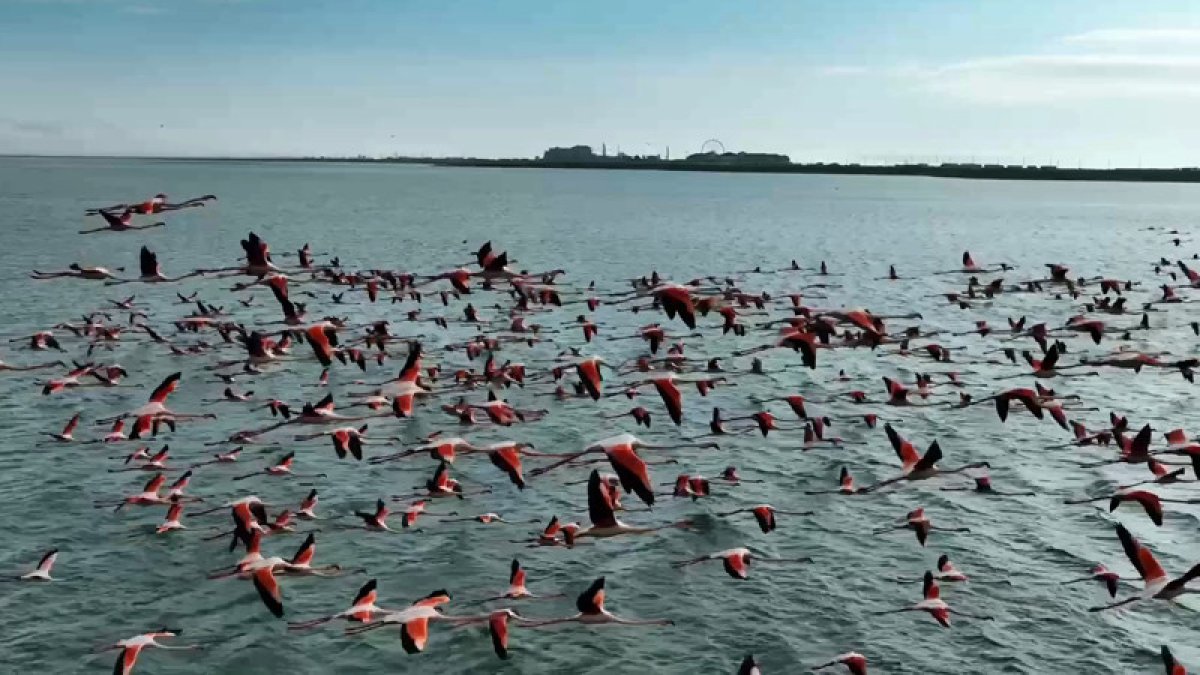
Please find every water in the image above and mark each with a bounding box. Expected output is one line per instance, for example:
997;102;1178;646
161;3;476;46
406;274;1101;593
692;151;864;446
0;157;1197;673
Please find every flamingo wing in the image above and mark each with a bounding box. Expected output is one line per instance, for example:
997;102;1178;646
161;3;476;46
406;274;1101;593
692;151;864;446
400;617;429;654
885;424;920;470
252;566;284;618
489;611;511;659
352;578;378;607
114;645;142;675
586;470;619;528
653;378;683;426
922;570;940;600
723;553;750;579
62;413;80;436
605;444;655;506
576;361;603;400
290;533;316;566
911;441;943;474
148;372;181;404
488;447;525;489
576;577;605;614
398;342;422;383
1116;523;1166;584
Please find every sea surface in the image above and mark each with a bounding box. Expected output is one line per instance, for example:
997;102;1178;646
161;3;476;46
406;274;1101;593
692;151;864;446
0;157;1198;674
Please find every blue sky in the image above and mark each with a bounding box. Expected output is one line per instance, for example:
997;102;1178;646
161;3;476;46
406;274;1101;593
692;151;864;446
3;0;1200;165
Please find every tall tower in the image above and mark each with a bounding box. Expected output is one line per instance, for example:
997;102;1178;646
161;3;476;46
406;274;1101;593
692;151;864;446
602;143;607;158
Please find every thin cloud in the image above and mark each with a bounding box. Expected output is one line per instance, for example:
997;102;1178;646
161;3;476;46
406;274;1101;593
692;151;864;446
1062;28;1200;46
907;53;1200;102
815;65;870;76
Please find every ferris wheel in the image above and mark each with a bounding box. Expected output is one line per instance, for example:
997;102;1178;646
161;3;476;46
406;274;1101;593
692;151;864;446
700;139;725;154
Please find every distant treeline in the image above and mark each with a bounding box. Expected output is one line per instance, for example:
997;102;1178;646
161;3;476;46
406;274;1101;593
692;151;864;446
64;155;1200;184
421;158;1200;183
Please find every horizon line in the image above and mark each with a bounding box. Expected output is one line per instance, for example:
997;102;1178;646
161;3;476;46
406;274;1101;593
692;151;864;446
2;153;1197;172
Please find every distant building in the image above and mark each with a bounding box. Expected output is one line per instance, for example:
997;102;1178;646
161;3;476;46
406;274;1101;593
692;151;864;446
542;145;599;162
683;151;790;166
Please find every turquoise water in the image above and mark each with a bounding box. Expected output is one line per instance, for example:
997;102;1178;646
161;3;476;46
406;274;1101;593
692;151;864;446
0;157;1198;673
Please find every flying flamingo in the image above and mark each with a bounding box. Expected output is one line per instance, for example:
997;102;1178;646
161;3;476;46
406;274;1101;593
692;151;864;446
474;559;566;603
96;372;216;426
939;472;1035;496
239;534;345;617
805;467;860;495
893;555;968;584
155;501;186;535
1064;489;1200;526
1089;523;1200;611
713;504;814;533
859;429;989;493
1062;563;1136;598
572;470;693;541
288;578;394;630
232;452;327;482
874;507;970;546
871;571;991;627
671;546;811;579
519;577;674;628
341;590;494;653
812;652;869;675
79;208;165;234
31;264;125;281
6;548;58;582
45;412;81;442
1118;459;1195;489
294;424;369;461
93;629;202;675
530;432;718;506
99;473;175;511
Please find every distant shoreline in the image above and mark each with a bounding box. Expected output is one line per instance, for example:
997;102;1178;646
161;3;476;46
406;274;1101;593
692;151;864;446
6;154;1200;184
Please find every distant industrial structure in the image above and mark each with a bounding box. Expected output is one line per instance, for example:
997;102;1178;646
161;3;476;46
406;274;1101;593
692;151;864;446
541;143;781;166
541;145;661;163
684;151;790;166
278;142;1200;184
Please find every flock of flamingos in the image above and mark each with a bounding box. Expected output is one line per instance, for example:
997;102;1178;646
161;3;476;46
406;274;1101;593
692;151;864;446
5;191;1200;674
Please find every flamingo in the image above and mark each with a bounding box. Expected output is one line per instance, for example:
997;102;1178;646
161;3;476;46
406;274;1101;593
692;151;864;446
1062;563;1136;598
45;412;81;442
93;629;202;675
859;428;988;493
519;577;674;628
573;470;692;541
1089;523;1200;611
288;578;394;630
894;555;968;584
341;590;493;653
530;432;718;506
79;208;165;234
232;451;326;482
1064;489;1200;526
812;652;869;675
294;424;369;461
155;501;186;535
871;571;991;626
713;504;814;533
474;559;566;603
8;548;58;582
805;467;860;495
874;507;970;546
240;535;345;617
671;546;812;579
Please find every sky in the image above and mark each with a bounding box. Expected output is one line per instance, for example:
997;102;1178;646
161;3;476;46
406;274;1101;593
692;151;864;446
3;0;1200;166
